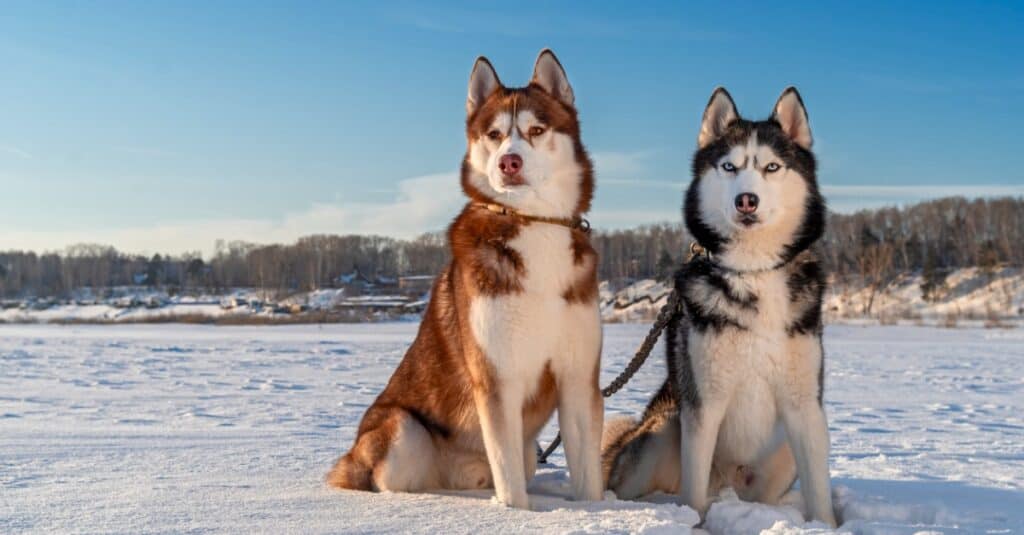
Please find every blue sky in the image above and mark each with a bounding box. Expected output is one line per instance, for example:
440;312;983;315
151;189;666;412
1;1;1022;255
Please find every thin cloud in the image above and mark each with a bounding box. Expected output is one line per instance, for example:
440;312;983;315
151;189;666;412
111;146;179;158
5;172;1020;256
601;177;680;190
823;184;1024;197
591;149;659;178
823;183;1024;212
0;172;464;257
590;208;679;228
0;145;33;159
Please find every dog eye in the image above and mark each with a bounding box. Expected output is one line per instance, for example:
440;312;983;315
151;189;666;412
528;126;546;137
486;130;502;140
764;162;781;173
721;162;737;172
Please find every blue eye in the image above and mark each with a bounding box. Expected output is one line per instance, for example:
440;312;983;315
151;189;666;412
765;162;781;173
721;162;737;172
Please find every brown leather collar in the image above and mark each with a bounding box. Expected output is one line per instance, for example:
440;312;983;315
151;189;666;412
474;203;591;234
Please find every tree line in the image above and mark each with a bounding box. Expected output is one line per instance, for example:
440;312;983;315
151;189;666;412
1;196;1021;299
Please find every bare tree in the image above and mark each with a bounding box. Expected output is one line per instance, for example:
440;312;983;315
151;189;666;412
1;196;1021;300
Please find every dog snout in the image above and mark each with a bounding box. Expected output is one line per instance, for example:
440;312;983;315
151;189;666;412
498;153;523;177
734;193;759;214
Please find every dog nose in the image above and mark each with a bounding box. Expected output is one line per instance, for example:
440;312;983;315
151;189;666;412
734;193;759;214
498;153;523;176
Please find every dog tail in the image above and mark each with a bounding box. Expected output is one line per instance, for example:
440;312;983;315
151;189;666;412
326;452;373;491
600;416;639;486
602;416;638;453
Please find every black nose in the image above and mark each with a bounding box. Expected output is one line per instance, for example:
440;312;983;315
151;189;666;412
735;193;759;214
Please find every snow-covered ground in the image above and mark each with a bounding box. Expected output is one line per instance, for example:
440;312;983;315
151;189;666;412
827;266;1024;322
0;288;425;324
5;266;1020;327
1;323;1021;534
601;267;1024;327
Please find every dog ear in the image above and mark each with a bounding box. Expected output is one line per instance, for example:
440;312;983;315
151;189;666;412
467;56;501;116
772;87;812;149
698;87;739;148
531;49;574;106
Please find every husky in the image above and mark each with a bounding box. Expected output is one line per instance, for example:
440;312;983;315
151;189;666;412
326;50;604;509
601;87;836;526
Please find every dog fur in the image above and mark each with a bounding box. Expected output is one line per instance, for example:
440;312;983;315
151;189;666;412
326;49;603;510
601;87;837;526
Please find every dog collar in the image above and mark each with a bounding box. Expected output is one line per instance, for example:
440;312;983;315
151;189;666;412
475;203;591;234
689;242;790;274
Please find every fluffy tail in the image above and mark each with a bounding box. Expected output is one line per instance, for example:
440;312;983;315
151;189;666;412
602;407;682;500
601;416;638;452
325;452;373;491
600;416;639;486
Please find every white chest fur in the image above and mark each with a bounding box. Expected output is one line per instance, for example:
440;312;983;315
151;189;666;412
725;270;791;348
688;270;808;463
691;270;791;363
468;224;600;391
511;224;578;295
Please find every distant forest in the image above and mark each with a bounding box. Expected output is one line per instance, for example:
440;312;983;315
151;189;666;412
2;196;1022;299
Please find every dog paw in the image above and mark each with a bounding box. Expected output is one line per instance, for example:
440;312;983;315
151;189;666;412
571;485;604;502
490;494;531;510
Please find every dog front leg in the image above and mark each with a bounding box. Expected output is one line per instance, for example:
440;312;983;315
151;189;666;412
475;387;529;509
557;370;604;501
781;402;837;526
679;404;725;516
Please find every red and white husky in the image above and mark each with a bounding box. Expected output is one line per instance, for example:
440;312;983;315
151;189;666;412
326;49;603;509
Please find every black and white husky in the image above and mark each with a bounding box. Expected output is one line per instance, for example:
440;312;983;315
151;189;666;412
601;87;836;526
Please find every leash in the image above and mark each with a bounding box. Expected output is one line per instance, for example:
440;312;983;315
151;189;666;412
475;202;591;233
536;243;706;464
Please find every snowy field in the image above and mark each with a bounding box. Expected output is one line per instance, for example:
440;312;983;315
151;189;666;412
1;323;1021;534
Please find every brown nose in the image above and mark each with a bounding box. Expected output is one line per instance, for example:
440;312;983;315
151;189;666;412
735;193;759;214
498;153;523;176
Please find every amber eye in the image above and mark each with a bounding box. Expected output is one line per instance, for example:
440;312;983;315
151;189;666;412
528;125;546;137
721;162;737;172
764;162;781;173
486;129;502;140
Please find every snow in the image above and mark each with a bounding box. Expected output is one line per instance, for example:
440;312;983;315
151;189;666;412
0;295;235;324
601;268;1024;327
1;323;1021;534
827;266;1024;322
601;280;672;324
5;266;1020;327
0;287;432;324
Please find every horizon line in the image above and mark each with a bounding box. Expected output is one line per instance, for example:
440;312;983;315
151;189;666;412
2;193;1021;259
